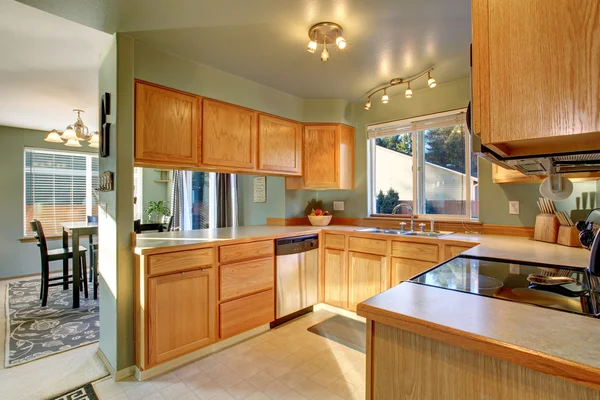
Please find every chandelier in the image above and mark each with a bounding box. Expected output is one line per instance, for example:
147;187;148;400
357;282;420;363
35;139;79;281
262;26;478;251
44;109;99;148
363;67;437;110
306;22;346;61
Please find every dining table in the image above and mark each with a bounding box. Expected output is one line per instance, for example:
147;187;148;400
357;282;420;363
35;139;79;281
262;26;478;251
62;221;98;308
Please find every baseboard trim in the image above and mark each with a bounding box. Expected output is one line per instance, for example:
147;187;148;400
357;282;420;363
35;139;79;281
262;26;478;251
96;348;136;382
0;269;63;281
314;303;366;323
134;324;270;381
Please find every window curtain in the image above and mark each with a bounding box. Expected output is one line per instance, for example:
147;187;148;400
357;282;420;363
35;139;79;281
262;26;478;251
170;171;194;231
215;173;238;228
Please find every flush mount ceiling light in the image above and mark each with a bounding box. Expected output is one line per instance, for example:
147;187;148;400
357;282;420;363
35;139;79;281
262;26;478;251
306;22;346;62
363;67;437;110
45;109;99;149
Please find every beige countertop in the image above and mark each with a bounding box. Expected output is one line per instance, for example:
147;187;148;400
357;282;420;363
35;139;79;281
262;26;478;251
358;282;600;389
133;225;591;268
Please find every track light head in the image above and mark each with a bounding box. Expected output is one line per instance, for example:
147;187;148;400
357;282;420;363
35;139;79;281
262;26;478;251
307;40;317;53
405;83;413;98
336;36;347;49
364;99;371;110
427;71;437;88
382;90;389;104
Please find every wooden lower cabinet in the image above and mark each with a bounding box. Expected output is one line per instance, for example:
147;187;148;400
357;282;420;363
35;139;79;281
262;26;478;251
147;268;215;366
444;245;474;260
219;257;274;302
219;289;274;339
391;257;437;285
324;248;347;309
348;252;387;311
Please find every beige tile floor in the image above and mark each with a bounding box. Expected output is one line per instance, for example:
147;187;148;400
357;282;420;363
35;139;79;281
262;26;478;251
94;310;366;400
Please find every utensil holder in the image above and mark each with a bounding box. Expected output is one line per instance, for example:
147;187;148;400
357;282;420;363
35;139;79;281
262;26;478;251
534;214;559;243
557;225;581;247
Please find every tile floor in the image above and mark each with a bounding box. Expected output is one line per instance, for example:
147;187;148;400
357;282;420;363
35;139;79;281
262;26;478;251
94;309;366;400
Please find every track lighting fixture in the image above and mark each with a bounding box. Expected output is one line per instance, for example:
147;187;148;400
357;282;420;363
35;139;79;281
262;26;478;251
427;71;437;88
363;67;437;110
382;89;389;104
306;22;346;61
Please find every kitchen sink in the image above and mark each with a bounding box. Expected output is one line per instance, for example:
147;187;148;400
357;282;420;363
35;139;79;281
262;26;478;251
354;227;449;238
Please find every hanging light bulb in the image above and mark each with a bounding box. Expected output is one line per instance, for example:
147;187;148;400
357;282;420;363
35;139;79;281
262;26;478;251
321;38;329;61
61;125;78;141
405;82;413;98
65;138;82;147
44;129;64;143
364;99;371;110
382;89;389;104
336;36;347;49
88;131;100;148
427;71;437;88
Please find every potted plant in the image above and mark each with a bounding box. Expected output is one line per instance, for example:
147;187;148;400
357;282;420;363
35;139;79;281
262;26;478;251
145;200;171;223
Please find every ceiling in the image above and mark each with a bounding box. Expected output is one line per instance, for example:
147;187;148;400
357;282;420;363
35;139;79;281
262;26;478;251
17;0;471;101
0;0;110;132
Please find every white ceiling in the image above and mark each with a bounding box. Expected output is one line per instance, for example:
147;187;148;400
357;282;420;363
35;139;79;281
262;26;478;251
0;0;110;132
17;0;471;101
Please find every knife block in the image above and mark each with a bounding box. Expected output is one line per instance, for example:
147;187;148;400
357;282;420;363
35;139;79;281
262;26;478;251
557;225;581;247
534;214;559;243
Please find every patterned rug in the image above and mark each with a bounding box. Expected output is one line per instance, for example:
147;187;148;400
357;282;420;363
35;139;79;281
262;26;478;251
48;383;99;400
5;279;99;367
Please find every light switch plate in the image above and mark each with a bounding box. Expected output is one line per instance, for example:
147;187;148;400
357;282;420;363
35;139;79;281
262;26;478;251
509;201;520;215
333;201;344;211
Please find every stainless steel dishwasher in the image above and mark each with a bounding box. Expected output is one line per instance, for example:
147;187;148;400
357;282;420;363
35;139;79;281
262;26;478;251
274;235;319;325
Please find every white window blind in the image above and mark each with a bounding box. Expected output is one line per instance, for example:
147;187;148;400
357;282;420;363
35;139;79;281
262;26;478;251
367;109;467;139
24;148;99;236
133;167;143;220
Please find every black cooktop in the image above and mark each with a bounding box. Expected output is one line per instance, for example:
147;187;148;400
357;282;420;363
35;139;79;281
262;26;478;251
410;255;599;317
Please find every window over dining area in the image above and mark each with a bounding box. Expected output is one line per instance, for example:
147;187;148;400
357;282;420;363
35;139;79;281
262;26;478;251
368;109;478;219
24;148;98;236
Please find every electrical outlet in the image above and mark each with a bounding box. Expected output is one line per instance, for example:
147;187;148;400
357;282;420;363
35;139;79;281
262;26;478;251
509;201;520;215
333;201;345;211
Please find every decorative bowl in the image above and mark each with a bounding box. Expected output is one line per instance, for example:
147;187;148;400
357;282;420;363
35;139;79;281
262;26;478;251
308;215;333;226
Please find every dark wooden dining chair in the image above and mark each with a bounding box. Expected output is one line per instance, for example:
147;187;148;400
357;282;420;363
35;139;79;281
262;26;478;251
87;215;99;299
30;220;88;307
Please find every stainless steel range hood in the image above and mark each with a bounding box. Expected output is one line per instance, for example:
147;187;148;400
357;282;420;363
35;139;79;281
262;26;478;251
472;133;600;176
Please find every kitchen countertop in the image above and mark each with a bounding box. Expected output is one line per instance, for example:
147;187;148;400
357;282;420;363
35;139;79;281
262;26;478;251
358;281;600;390
133;225;591;269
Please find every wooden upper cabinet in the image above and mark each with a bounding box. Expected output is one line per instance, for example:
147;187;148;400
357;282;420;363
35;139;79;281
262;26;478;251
135;81;200;166
472;0;600;157
257;115;302;175
202;99;257;170
147;268;215;366
286;124;355;190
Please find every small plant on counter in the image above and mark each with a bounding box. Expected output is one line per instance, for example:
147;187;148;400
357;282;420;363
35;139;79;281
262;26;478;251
145;200;171;222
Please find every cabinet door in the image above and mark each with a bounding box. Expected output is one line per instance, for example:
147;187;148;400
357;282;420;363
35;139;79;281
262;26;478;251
135;81;200;166
324;248;347;309
348;252;386;311
303;125;339;188
475;0;600;146
202;99;257;169
147;268;215;366
391;257;436;286
257;115;302;174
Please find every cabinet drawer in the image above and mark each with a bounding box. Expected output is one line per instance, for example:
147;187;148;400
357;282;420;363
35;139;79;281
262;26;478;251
444;245;473;260
219;289;274;339
220;257;274;302
148;248;213;276
391;241;439;263
325;234;345;249
348;236;387;255
219;240;274;264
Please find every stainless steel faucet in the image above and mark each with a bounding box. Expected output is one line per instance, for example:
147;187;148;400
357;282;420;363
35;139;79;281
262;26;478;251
392;203;414;231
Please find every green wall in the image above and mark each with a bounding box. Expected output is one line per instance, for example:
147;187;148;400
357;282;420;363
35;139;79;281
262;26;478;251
140;168;170;213
0;125;96;279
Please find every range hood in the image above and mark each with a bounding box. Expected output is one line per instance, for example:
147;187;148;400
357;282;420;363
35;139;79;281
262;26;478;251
472;133;600;176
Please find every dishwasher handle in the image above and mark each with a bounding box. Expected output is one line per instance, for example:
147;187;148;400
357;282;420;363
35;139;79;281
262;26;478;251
276;235;319;256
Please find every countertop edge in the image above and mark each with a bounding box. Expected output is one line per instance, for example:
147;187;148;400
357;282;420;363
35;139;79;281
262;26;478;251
357;302;600;391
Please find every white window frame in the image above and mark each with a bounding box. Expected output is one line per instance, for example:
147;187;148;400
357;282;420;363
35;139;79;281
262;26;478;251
23;147;99;236
367;108;478;221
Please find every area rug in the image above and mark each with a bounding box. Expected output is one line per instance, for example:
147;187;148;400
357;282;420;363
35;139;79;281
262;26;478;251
47;383;99;400
307;315;366;353
5;279;99;367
